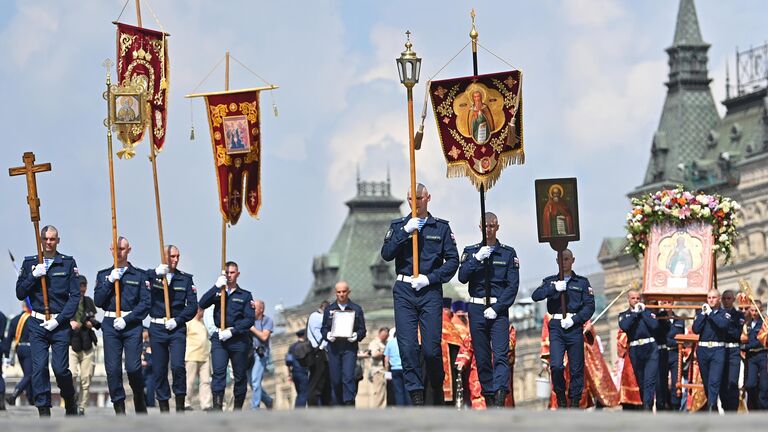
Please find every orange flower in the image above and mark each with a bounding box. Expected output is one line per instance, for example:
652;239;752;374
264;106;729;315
677;197;687;206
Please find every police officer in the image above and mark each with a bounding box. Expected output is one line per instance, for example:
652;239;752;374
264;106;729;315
147;245;198;413
531;249;595;409
457;212;519;407
4;301;33;407
719;289;745;411
14;225;79;417
743;301;767;410
198;261;255;411
381;183;459;406
655;300;685;411
321;281;367;406
691;288;729;412
94;236;151;415
618;290;659;411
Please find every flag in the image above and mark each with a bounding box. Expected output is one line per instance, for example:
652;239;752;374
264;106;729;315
429;70;523;191
204;90;262;224
115;22;169;155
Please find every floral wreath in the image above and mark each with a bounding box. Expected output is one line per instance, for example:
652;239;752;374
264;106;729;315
625;186;740;262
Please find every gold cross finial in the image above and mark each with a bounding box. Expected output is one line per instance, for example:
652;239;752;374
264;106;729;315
8;152;52;223
470;9;479;46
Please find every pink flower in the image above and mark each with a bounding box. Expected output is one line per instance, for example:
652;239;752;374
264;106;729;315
678;206;691;219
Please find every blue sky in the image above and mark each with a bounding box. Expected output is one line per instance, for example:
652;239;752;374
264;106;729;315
1;0;766;317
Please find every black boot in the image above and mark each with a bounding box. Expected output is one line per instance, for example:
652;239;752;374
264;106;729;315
64;395;78;416
233;396;245;411
410;390;425;406
127;371;148;414
38;406;51;417
113;400;126;415
176;395;186;413
159;399;170;413
211;393;224;412
0;393;5;411
483;393;496;407
5;393;15;407
493;389;507;408
555;392;567;409
568;395;581;409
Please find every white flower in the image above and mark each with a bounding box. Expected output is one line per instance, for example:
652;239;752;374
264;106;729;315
626;234;633;239
696;195;710;205
719;234;729;242
643;205;652;214
701;208;711;217
690;204;701;214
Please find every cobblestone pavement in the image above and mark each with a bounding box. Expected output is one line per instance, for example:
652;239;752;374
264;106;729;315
0;406;765;431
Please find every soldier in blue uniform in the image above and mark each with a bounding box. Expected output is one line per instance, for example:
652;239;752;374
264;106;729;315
691;289;729;412
146;245;198;413
654;300;685;411
321;281;367;406
198;261;255;411
531;249;595;408
15;225;79;417
4;301;34;407
0;308;6;411
743;301;767;410
94;236;151;415
719;290;745;411
380;183;459;406
618;290;659;411
457;212;519;407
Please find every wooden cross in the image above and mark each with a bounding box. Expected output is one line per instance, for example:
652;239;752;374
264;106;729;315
9;152;52;223
9;151;52;319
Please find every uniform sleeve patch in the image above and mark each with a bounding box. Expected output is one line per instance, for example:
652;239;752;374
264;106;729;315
460;252;468;263
513;257;520;268
450;232;456;244
145;281;151;290
587;286;594;296
385;228;393;240
192;285;197;293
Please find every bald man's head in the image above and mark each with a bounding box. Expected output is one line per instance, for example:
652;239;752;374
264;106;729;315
406;183;431;218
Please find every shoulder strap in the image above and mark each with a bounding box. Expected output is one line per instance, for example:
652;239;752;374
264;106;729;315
15;312;30;344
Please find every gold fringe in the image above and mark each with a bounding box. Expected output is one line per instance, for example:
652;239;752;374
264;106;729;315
446;150;525;192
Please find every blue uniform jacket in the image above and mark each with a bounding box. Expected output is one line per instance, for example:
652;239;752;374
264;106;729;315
744;318;766;351
145;269;198;324
457;241;519;313
321;300;367;346
198;285;255;336
0;311;6;356
722;307;746;343
94;263;151;325
654;309;685;347
380;214;459;286
531;273;595;326
2;313;30;355
16;253;80;325
618;308;659;341
692;308;729;342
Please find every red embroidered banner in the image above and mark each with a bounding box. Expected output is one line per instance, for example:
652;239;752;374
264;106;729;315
429;70;523;190
204;90;262;224
116;23;169;152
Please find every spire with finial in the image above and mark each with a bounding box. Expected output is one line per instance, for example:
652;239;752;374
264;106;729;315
665;0;711;91
725;58;731;99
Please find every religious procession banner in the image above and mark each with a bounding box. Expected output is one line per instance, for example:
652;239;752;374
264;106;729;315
204;90;262;224
429;70;523;191
115;23;169;157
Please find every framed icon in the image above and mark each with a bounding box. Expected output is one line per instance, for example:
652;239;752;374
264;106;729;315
223;115;251;155
535;177;580;243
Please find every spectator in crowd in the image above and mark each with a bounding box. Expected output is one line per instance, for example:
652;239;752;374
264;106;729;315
185;307;211;411
286;329;310;407
249;299;274;410
367;327;389;408
141;327;156;408
307;300;332;406
384;328;409;406
68;275;100;415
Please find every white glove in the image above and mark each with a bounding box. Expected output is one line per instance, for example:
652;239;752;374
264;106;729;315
474;246;493;262
218;328;233;341
634;302;646;313
164;318;177;331
553;280;567;292
411;274;430;291
483;307;497;320
702;303;712;315
107;268;123;283
404;218;422;234
347;332;358;343
155;264;169;276
327;335;337;343
215;274;227;288
113;317;126;331
40;319;59;331
560;317;574;330
32;264;47;278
